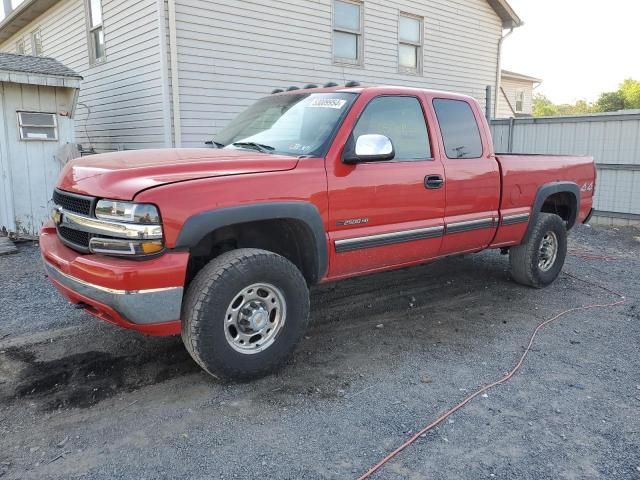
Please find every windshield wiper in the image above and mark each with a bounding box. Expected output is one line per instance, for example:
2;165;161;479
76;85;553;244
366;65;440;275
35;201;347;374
204;140;225;148
231;142;275;153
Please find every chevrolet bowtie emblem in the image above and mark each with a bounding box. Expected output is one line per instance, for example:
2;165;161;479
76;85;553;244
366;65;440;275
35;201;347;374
51;206;63;226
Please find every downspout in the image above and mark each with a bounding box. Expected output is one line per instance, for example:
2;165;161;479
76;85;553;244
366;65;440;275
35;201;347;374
167;0;182;147
494;26;514;118
157;0;173;148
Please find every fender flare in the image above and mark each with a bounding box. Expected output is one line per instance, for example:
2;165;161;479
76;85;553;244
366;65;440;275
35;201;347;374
525;181;580;240
174;202;328;283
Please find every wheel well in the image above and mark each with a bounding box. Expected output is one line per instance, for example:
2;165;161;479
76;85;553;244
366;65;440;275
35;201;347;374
540;192;578;228
185;219;319;286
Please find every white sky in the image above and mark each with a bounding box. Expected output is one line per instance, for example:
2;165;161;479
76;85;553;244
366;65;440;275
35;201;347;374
502;0;640;104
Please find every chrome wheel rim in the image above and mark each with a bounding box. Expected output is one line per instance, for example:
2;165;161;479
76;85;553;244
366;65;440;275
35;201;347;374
224;283;286;354
538;231;558;272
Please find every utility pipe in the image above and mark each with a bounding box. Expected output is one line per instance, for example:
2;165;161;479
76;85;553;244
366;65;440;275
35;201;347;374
494;27;514;118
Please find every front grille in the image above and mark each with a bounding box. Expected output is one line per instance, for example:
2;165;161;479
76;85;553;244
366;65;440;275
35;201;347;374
58;226;91;249
53;190;93;216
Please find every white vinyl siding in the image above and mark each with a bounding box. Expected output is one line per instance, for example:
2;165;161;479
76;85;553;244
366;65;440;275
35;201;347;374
0;0;169;152
173;0;502;147
1;0;504;151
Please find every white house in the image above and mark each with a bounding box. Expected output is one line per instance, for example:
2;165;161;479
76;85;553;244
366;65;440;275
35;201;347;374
496;69;542;118
0;0;521;152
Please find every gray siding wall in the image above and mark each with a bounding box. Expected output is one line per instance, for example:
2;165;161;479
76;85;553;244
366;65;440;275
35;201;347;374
173;0;503;147
491;113;640;226
0;0;170;152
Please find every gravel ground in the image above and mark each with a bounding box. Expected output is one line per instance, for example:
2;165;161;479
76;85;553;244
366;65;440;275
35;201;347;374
0;224;639;480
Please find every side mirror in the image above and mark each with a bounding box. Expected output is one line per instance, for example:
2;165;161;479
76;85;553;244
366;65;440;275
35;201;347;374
343;134;395;164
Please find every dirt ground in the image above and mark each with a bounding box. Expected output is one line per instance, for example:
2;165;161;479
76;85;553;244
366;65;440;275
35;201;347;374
1;224;639;480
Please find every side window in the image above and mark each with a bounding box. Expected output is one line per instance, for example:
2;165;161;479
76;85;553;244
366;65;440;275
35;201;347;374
352;96;431;160
432;99;483;159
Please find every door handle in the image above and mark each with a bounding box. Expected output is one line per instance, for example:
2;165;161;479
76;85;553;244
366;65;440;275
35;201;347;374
424;175;444;189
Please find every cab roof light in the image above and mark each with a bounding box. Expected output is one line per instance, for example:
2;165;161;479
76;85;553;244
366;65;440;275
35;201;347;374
323;81;339;87
345;80;361;87
271;88;284;94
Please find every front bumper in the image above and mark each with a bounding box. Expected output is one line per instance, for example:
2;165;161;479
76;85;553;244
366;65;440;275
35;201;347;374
40;223;188;336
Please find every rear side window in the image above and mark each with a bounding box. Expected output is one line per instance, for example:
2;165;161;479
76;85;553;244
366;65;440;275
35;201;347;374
352;96;431;160
432;99;483;159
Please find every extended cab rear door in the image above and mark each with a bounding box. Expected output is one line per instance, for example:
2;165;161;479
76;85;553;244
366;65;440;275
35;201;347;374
430;97;500;255
325;90;445;279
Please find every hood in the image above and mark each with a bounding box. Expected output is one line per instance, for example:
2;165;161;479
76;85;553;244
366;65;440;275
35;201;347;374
57;148;300;200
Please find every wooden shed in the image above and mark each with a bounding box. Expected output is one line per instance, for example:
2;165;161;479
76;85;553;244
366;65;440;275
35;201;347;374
0;52;81;237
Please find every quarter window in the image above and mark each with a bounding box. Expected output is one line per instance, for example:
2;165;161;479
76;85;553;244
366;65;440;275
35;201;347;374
432;99;483;159
333;0;362;64
17;112;58;141
352;96;431;161
398;14;423;74
86;0;105;64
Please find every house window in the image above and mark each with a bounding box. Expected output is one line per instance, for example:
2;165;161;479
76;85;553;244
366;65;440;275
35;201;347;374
17;112;58;141
398;14;422;74
515;89;524;112
86;0;105;64
333;0;363;64
31;29;43;56
16;38;25;54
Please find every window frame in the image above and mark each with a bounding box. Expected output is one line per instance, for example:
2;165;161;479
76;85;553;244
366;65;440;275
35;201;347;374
31;28;43;56
515;89;525;113
398;13;423;75
17;111;59;142
332;0;364;66
432;98;484;160
85;0;106;66
348;94;434;163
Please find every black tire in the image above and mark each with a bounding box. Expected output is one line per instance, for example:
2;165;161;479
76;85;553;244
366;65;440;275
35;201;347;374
509;213;567;288
181;248;310;380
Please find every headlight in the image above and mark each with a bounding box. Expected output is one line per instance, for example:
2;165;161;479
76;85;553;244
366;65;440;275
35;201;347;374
95;200;161;224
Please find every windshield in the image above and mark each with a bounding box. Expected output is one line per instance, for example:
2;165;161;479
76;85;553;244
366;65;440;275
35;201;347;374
214;92;357;157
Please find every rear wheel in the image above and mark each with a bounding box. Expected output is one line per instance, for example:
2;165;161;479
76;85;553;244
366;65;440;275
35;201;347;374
181;248;310;380
509;213;567;288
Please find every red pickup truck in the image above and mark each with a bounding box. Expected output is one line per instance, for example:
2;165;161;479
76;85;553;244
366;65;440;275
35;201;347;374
41;85;595;379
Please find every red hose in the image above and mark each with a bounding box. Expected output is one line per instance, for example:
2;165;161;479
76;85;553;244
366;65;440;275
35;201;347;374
357;273;625;480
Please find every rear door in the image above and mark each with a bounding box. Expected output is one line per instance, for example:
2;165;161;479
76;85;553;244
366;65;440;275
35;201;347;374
326;92;445;279
431;98;500;255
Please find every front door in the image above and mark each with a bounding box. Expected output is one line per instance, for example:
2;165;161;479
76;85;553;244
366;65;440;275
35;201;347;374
326;93;446;279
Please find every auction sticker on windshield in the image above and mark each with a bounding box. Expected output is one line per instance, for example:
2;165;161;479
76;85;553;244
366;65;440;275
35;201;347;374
309;98;347;109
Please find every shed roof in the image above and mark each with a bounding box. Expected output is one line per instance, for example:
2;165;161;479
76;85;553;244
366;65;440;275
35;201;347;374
0;52;81;78
0;52;82;88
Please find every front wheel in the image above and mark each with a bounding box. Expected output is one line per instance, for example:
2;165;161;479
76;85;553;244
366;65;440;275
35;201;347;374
509;213;567;288
181;249;310;380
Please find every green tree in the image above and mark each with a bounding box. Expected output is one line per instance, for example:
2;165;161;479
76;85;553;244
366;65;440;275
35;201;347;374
594;91;625;112
620;78;640;109
532;93;558;116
